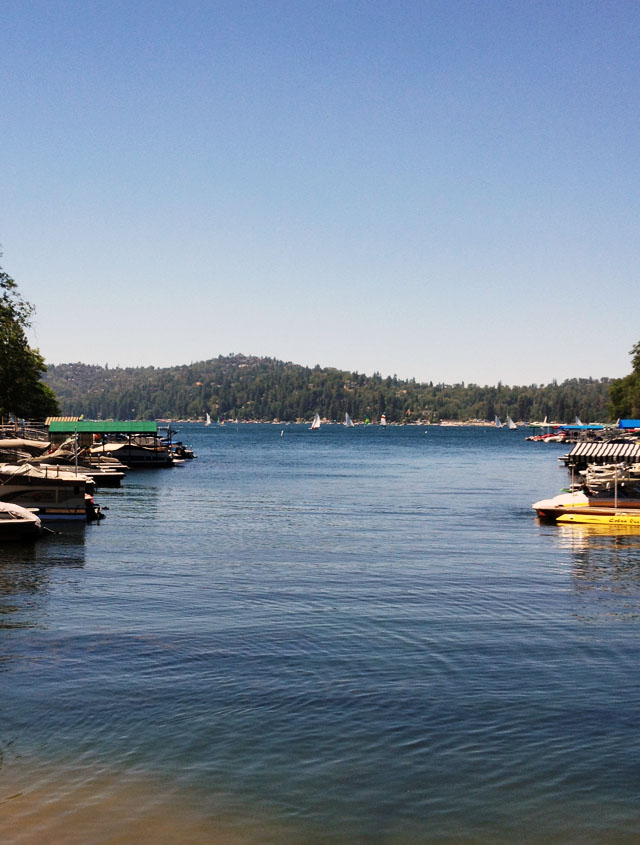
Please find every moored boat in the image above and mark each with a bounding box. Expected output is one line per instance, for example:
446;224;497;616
90;441;174;468
0;463;100;521
532;489;640;521
0;502;43;541
27;445;126;487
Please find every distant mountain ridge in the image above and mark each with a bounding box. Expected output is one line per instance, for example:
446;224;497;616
44;354;613;423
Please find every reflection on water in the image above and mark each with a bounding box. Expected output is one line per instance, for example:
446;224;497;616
0;526;87;634
555;522;640;547
3;426;640;842
552;524;640;622
106;473;162;520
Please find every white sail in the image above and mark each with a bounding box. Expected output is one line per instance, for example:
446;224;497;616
380;414;387;426
494;415;502;428
205;412;211;426
345;413;354;427
575;416;583;426
310;413;321;430
506;416;518;430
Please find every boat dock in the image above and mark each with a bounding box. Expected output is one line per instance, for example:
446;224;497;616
561;441;640;471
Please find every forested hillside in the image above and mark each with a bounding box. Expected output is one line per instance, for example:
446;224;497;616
44;355;613;423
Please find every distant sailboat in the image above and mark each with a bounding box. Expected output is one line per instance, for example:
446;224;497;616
575;416;584;426
506;416;518;430
310;413;321;430
345;412;355;427
205;412;211;426
380;414;387;427
494;415;503;428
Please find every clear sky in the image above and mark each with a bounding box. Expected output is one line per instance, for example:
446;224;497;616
2;0;638;386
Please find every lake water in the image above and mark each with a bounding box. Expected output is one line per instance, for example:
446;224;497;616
1;424;639;843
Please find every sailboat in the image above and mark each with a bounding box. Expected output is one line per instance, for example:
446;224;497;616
494;415;502;428
310;413;321;430
380;414;387;427
205;412;211;426
506;416;518;430
344;413;355;427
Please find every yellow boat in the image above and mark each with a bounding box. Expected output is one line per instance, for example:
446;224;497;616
557;512;640;527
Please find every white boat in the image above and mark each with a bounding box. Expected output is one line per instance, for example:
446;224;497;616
90;441;173;468
380;414;387;427
532;477;640;519
581;463;640;496
205;412;211;426
506;416;518;430
27;442;126;488
345;413;355;427
0;463;97;521
494;415;502;428
0;502;43;540
310;413;321;430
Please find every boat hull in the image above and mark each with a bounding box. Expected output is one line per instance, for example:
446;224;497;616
0;465;93;521
0;503;43;540
533;491;640;521
557;512;640;526
90;444;173;468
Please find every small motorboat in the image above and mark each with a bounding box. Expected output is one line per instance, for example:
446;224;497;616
0;502;43;541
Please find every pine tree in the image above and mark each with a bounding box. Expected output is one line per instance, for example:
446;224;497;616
0;258;59;419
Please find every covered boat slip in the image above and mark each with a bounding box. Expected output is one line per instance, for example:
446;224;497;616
48;420;159;444
531;419;640;527
48;420;173;468
562;441;640;471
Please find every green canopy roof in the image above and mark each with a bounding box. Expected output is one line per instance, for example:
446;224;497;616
48;420;158;434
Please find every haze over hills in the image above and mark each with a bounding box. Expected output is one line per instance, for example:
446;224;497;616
44;355;613;424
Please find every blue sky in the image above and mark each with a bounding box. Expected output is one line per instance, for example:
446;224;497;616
2;0;638;385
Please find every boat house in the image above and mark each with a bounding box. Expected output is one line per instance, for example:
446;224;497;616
48;420;159;449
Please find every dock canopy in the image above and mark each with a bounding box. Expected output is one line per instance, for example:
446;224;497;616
557;424;605;431
618;420;640;429
48;420;158;434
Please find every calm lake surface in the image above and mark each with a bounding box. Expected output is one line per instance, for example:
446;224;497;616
1;424;639;843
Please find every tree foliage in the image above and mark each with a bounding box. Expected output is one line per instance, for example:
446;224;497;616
45;354;612;423
609;341;640;419
0;259;59;420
